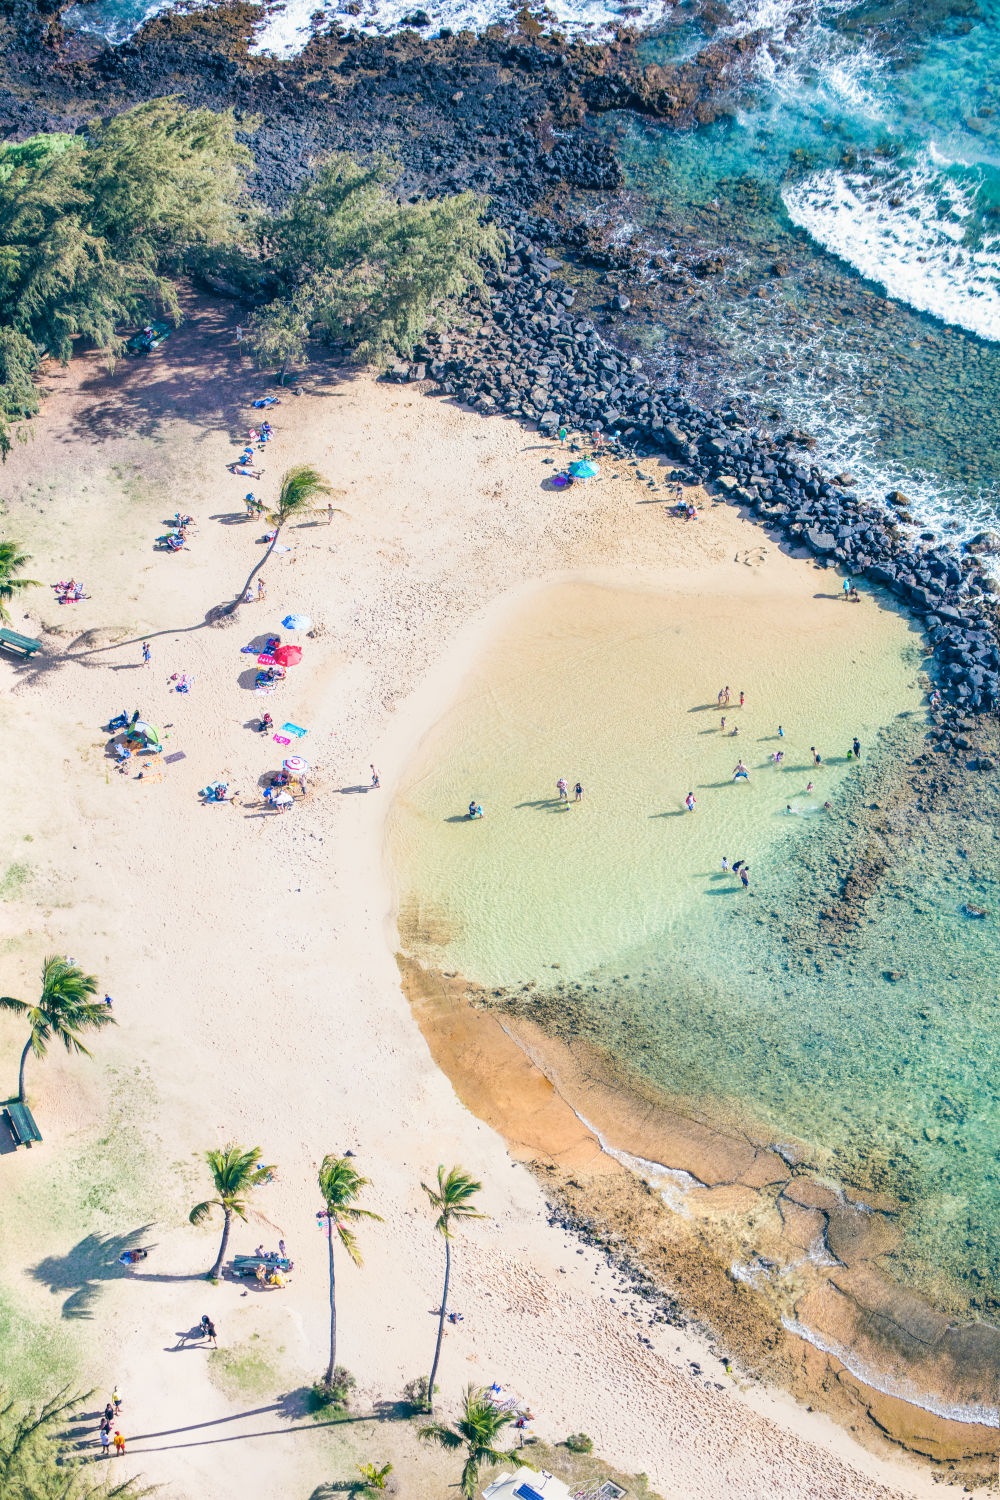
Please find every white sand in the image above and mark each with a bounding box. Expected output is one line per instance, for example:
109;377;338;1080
0;300;945;1499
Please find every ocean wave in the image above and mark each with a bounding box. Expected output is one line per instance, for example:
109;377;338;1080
782;1316;1000;1427
252;0;671;57
783;159;1000;343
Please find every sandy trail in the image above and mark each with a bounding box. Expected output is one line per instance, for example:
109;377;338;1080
0;298;942;1499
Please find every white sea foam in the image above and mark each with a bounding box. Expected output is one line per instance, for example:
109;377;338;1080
782;1316;1000;1427
783;158;1000;342
252;0;671;58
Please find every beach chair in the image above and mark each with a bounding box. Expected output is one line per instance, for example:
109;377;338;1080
0;628;43;658
5;1102;42;1147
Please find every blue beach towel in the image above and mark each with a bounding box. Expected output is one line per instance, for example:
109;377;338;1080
282;723;307;737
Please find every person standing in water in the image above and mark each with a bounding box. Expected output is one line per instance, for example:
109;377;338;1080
811;747;822;765
721;856;729;872
733;760;750;781
739;866;750;889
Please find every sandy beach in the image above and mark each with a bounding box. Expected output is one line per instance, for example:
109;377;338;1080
0;295;975;1499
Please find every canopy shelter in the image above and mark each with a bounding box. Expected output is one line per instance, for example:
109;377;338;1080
482;1471;574;1500
569;459;600;479
126;720;160;748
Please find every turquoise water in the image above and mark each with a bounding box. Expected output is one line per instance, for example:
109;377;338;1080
604;0;1000;542
391;578;1000;1342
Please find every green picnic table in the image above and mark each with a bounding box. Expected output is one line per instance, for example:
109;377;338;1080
4;1101;42;1146
0;628;42;658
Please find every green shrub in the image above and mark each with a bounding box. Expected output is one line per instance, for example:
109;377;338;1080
402;1374;436;1413
309;1366;356;1412
566;1432;594;1454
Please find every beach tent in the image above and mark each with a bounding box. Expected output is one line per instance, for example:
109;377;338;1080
273;644;302;668
129;720;161;747
569;459;600;479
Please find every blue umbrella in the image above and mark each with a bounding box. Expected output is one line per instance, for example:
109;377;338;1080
282;613;312;631
569;460;600;479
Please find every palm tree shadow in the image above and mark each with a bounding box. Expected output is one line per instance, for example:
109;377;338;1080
31;1226;201;1318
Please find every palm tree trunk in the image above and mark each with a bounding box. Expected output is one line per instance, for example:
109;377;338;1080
17;1037;32;1104
210;1207;232;1279
427;1236;450;1411
225;527;281;616
325;1218;337;1385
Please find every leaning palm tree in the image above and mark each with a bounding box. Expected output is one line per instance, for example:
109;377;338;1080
0;541;40;623
230;464;336;610
0;956;112;1104
189;1143;278;1279
317;1155;383;1385
421;1165;485;1411
419;1385;517;1500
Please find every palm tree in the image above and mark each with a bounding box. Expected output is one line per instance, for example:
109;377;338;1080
421;1165;485;1410
0;541;40;622
419;1385;517;1499
317;1155;383;1385
0;956;113;1104
230;464;336;610
189;1143;278;1279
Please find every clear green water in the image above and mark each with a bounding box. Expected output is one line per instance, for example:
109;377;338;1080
388;577;1000;1343
391;579;1000;1418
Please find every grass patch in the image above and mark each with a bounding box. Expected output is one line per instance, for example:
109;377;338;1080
0;1289;79;1400
0;862;32;900
208;1336;280;1400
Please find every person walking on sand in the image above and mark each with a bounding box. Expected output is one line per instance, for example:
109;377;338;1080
721;856;729;872
141;641;150;665
811;746;821;765
558;426;567;446
327;503;335;525
778;725;784;738
557;777;568;802
717;687;726;707
111;1386;122;1415
685;792;696;812
733;760;750;781
113;1432;125;1457
843;576;852;599
853;737;861;758
370;765;380;789
723;686;731;706
574;782;583;801
739;690;745;708
100;1425;111;1458
257;578;266;602
720;716;726;731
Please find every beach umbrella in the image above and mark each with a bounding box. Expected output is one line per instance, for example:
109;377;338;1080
273;644;302;667
569;459;600;479
283;757;310;775
282;613;312;631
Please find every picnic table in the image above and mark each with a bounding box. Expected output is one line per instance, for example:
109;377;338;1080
0;628;42;658
231;1254;293;1277
5;1102;42;1147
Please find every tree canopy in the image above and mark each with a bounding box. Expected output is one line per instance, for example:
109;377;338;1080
0;103;501;454
0;98;251;456
246;153;503;375
0;1387;151;1499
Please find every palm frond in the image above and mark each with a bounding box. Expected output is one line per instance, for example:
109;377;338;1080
0;996;28;1015
417;1422;463;1450
188;1200;217;1226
